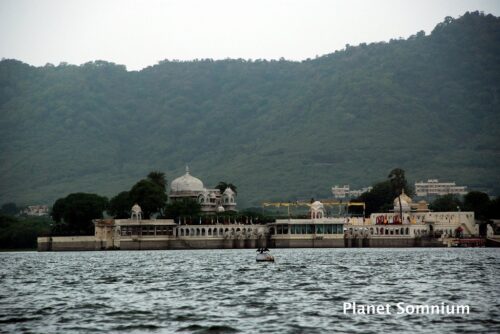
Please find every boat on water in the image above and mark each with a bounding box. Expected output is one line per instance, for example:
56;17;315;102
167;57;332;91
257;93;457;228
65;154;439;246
256;248;274;262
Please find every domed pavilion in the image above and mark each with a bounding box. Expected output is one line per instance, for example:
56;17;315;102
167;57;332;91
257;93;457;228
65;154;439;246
169;166;237;213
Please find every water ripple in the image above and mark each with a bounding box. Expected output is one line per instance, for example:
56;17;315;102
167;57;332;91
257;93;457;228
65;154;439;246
0;248;499;333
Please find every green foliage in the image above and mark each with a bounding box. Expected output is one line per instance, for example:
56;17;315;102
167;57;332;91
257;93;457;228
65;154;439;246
129;180;167;219
108;191;133;219
215;182;237;195
51;193;108;234
0;202;19;215
429;194;463;212
463;191;491;220
354;168;412;216
0;215;52;249
0;12;499;207
164;198;201;218
357;180;394;216
147;171;167;192
487;197;500;219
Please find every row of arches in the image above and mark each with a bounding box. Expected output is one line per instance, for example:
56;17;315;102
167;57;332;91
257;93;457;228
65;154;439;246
371;227;411;236
177;226;253;237
347;227;425;236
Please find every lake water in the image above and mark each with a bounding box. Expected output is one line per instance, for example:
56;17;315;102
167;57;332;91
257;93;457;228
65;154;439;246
0;248;499;333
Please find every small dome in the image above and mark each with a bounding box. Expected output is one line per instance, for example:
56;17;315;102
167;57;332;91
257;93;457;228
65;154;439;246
393;190;412;207
131;203;142;213
223;187;235;196
170;166;204;192
310;201;324;210
394;190;412;212
217;205;225;212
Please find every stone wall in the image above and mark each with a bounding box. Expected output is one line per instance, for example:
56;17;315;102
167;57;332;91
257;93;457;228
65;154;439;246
37;236;97;251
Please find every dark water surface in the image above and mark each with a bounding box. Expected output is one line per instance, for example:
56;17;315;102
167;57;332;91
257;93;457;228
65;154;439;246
0;248;499;333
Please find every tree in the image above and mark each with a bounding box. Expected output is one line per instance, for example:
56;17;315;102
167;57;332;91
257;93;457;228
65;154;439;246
129;180;167;219
487;197;500;220
0;202;19;216
463;191;491;220
388;168;408;221
429;194;463;212
51;193;108;234
147;171;167;192
164;198;201;219
108;191;133;218
357;180;394;216
215;181;237;195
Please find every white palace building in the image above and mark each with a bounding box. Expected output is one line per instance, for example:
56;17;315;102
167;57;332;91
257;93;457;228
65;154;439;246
169;166;237;213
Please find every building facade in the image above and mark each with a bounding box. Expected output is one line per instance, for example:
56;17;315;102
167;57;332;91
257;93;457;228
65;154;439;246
415;179;467;197
169;166;237;213
332;185;373;199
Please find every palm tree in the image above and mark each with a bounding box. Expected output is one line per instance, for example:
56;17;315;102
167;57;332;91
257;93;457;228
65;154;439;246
147;171;167;192
388;168;406;222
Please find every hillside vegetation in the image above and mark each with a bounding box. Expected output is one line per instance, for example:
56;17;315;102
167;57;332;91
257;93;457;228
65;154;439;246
1;12;499;207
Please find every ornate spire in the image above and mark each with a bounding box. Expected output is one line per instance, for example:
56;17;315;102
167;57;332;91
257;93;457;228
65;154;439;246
185;165;190;174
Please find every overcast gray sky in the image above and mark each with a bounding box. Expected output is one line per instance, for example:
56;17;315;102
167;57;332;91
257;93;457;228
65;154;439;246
1;0;499;71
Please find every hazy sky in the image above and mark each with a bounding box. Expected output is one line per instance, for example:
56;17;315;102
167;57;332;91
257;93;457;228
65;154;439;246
1;0;499;71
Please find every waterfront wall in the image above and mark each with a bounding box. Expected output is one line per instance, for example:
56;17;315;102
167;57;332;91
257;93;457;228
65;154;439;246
37;236;97;251
119;238;268;250
344;237;444;248
39;235;448;251
272;238;345;248
38;236;270;251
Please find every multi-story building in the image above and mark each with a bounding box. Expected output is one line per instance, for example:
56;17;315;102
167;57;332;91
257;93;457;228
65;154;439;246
415;179;467;197
21;205;49;216
331;185;373;199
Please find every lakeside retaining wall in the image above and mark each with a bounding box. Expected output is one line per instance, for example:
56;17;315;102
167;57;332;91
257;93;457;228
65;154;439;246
37;236;97;251
38;235;448;251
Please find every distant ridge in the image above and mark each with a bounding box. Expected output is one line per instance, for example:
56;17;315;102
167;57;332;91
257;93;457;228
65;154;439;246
0;11;499;207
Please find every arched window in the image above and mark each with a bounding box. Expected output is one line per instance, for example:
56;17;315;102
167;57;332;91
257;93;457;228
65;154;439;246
208;228;212;236
406;228;409;235
202;228;205;236
186;229;189;236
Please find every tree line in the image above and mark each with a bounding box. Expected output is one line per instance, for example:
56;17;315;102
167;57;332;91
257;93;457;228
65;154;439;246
49;171;238;234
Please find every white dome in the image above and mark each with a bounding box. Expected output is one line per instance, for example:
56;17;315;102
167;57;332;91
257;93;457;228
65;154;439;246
393;191;412;206
131;203;142;213
223;187;235;196
394;190;412;212
310;201;324;210
170;166;204;192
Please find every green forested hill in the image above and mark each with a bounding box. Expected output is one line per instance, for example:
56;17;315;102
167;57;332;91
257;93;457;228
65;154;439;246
1;12;499;207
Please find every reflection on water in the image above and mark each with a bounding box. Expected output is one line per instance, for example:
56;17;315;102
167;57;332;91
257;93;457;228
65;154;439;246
0;248;499;333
